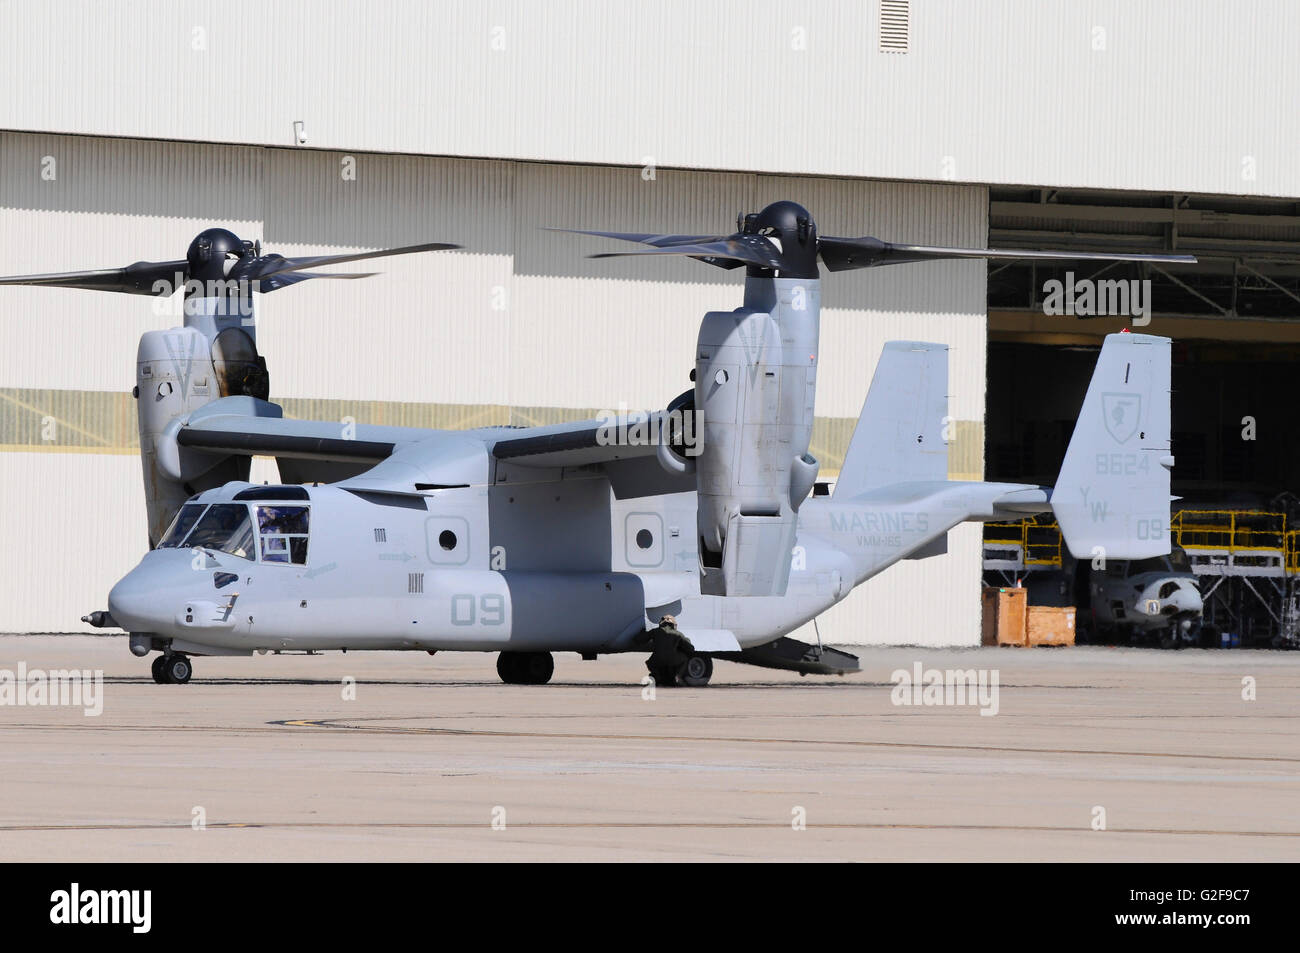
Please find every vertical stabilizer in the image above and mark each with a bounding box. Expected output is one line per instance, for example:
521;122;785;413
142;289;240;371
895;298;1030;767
834;341;949;499
1051;332;1172;560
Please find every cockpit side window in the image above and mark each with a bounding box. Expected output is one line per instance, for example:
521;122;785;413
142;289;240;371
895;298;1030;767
257;505;310;565
157;503;207;548
185;503;256;560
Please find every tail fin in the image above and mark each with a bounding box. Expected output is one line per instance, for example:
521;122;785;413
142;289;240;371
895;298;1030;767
1052;332;1172;560
834;341;948;499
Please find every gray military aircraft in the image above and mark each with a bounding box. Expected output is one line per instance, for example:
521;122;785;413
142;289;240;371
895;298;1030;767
1087;545;1204;648
5;203;1193;685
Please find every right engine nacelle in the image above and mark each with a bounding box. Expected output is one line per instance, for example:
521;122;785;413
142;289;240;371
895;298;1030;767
693;276;820;597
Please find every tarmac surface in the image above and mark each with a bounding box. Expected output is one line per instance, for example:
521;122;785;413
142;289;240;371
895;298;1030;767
0;634;1297;861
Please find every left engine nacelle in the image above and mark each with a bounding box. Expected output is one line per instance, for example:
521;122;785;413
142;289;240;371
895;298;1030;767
135;325;265;545
692;277;820;597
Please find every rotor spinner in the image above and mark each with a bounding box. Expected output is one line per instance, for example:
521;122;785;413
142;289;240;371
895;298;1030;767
185;228;254;284
739;201;819;279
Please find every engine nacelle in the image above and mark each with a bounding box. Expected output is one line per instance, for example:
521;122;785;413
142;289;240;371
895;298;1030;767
693;276;820;596
135;316;267;545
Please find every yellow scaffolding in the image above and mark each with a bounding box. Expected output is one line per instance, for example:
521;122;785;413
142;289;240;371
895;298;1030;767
983;514;1064;567
1170;509;1285;557
983;509;1300;574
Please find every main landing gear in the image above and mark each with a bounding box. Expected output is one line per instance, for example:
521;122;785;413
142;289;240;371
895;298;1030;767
648;653;713;688
151;653;193;684
645;615;713;687
497;651;554;685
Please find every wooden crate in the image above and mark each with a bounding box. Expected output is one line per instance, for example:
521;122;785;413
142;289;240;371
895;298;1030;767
981;587;1027;646
1026;606;1076;646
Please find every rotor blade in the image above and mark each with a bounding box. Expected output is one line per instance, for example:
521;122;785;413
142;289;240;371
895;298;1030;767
589;235;785;270
0;259;189;295
255;271;380;293
689;255;747;270
236;242;460;281
546;228;727;248
819;236;1198;271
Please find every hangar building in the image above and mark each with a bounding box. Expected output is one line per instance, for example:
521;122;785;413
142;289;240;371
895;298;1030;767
2;0;1297;645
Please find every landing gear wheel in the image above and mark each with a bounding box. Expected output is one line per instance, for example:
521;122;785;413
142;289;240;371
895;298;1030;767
150;655;168;684
163;654;192;684
496;652;519;683
521;652;554;684
675;654;713;687
496;651;554;685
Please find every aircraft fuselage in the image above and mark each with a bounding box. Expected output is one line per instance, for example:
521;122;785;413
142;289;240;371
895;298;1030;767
108;478;865;658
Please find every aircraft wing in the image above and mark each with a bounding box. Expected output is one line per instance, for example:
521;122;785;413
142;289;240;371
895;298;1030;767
166;398;696;498
176;404;421;463
158;396;432;483
481;411;697;499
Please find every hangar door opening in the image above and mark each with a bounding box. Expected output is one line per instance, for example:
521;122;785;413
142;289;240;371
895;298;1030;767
983;188;1300;648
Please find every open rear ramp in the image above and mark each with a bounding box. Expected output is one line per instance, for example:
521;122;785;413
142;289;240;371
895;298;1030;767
715;636;860;676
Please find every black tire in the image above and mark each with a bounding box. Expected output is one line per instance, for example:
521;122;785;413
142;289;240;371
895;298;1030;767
497;652;553;685
150;655;168;684
520;652;554;685
675;655;713;687
164;655;192;684
496;652;521;684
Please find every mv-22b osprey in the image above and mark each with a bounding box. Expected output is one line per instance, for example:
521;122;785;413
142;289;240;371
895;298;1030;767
4;202;1194;686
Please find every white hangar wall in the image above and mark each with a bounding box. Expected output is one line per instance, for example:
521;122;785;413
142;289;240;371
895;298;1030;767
1;0;1296;198
0;132;988;643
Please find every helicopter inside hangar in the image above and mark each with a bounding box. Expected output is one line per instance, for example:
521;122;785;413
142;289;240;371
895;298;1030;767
2;202;1193;684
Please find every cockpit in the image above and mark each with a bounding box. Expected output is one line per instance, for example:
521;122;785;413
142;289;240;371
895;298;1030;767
157;500;310;564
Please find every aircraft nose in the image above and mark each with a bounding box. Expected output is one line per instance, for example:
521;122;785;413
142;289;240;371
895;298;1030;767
1145;578;1202;617
108;568;161;632
1179;580;1204;613
107;553;195;631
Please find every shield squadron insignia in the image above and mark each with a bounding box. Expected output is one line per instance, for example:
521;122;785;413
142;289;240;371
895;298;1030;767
1102;392;1141;444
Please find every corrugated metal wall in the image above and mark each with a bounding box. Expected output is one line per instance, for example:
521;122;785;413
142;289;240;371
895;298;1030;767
0;134;264;393
2;0;1296;197
0;132;987;644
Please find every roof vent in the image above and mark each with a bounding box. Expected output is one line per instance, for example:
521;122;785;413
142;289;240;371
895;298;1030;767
879;0;909;53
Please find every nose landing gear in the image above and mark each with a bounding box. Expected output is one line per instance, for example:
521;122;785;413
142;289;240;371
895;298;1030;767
151;653;193;684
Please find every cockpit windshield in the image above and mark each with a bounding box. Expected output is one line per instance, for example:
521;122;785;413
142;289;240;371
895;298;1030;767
155;500;310;563
182;503;257;559
157;503;206;548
